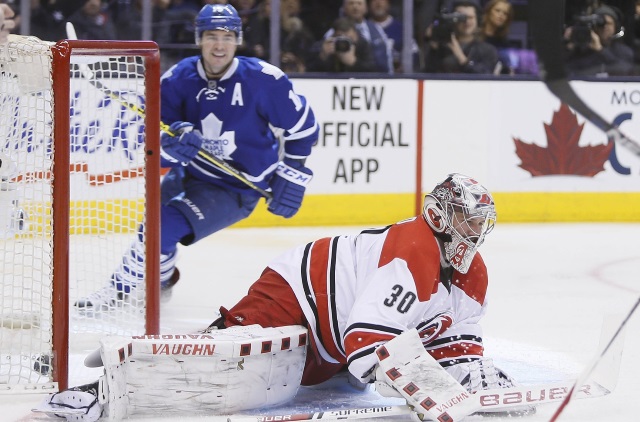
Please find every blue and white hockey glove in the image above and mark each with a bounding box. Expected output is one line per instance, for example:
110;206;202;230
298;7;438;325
160;121;204;166
268;159;313;218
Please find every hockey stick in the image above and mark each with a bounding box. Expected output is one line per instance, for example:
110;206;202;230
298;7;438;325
65;23;273;200
32;378;613;422
549;297;639;422
529;0;640;158
220;379;613;422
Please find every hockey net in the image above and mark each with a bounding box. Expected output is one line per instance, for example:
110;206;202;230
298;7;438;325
0;36;161;393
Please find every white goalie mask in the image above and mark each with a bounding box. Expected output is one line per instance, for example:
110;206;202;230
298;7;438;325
422;173;496;274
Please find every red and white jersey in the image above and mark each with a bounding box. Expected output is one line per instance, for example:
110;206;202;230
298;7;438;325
267;216;489;382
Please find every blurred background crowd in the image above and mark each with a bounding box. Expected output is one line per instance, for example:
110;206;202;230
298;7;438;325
3;0;640;77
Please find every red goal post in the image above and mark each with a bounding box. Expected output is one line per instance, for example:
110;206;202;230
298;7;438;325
0;37;161;392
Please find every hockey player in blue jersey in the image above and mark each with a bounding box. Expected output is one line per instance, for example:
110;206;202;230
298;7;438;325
76;3;319;309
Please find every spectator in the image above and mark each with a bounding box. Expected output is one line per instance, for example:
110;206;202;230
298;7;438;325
632;0;640;71
479;0;515;74
232;0;258;26
423;0;499;74
165;0;200;45
242;0;316;71
299;0;342;41
367;0;419;72
68;0;117;40
324;0;393;73
564;3;634;76
279;0;315;72
0;3;15;43
110;0;175;71
239;0;269;59
307;17;377;72
113;0;171;43
232;0;259;56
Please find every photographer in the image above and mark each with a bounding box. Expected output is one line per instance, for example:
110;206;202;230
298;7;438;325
422;0;499;74
307;17;377;72
565;4;634;76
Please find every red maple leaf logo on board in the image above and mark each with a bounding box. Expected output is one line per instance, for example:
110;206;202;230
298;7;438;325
513;103;613;176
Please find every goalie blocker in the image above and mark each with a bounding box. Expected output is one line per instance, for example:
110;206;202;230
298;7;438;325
35;325;308;421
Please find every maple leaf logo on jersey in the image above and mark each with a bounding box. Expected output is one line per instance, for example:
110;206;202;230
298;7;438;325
201;113;237;160
513;104;613;176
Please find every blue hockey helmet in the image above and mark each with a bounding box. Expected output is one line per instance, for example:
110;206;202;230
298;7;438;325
195;4;243;45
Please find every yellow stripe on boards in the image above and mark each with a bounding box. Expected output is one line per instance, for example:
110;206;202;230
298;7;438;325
493;192;640;222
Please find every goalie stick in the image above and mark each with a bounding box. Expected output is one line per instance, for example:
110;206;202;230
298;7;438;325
65;22;273;201
31;374;615;422
529;0;640;158
549;298;639;422
217;380;613;422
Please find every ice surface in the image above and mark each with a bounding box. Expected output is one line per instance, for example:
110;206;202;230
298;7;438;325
3;223;639;421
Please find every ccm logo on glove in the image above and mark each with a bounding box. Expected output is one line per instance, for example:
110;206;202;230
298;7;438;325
275;161;313;186
268;159;313;218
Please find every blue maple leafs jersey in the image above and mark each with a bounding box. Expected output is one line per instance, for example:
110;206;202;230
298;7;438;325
160;56;319;194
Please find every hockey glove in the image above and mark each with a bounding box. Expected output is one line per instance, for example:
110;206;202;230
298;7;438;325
268;158;313;218
160;121;204;166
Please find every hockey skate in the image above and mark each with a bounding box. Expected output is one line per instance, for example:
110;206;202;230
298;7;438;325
73;279;141;313
33;379;103;422
160;267;180;302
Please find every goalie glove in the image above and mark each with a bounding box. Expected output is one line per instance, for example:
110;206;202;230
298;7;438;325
446;358;536;416
445;358;516;393
268;158;313;218
160;121;204;166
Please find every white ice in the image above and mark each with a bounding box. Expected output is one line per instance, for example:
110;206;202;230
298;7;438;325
3;222;639;421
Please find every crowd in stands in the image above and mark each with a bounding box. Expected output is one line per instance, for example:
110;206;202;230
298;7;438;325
6;0;640;76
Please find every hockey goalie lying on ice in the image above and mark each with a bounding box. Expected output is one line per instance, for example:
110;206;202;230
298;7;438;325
35;173;535;421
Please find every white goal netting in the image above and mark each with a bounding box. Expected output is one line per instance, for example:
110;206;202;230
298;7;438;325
0;35;159;392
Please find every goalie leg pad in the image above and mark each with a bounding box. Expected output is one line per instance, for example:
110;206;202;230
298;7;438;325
374;329;478;421
100;325;308;418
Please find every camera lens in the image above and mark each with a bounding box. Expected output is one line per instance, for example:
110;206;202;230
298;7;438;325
334;37;352;53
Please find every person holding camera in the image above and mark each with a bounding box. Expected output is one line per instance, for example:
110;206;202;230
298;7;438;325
564;4;634;76
307;17;377;72
316;0;392;73
422;0;499;74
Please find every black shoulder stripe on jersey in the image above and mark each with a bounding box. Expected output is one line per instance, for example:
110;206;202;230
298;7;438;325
438;357;479;368
425;334;483;348
359;225;392;235
344;322;403;338
346;344;378;366
328;236;346;356
301;241;324;346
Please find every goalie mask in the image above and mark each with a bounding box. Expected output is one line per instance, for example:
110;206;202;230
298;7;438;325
423;173;496;274
195;4;243;45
